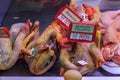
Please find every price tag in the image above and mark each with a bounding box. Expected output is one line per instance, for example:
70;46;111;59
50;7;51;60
0;27;10;38
68;22;96;42
55;5;82;30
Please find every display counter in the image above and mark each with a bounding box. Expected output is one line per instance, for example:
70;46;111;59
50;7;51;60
0;0;120;80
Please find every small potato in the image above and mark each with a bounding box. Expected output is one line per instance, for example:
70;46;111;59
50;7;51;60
63;70;82;80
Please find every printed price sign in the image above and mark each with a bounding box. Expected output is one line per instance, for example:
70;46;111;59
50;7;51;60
55;5;82;30
68;22;96;42
0;27;10;38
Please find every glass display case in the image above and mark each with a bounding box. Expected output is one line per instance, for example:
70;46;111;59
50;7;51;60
1;0;120;80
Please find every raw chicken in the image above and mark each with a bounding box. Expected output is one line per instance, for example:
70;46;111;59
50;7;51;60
22;21;61;75
102;43;120;65
59;4;104;76
59;42;104;75
73;43;95;75
0;21;30;70
103;22;119;46
100;10;120;33
10;23;25;45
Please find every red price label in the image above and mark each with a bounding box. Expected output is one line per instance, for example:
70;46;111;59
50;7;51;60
68;22;96;42
0;27;10;38
55;5;82;30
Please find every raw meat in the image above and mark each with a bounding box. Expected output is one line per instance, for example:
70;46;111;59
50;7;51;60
0;22;30;70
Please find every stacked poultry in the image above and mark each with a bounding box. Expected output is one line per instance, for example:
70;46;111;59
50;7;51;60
0;3;104;76
1;0;120;77
58;3;104;76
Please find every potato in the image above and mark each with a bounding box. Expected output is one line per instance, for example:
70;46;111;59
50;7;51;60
63;70;82;80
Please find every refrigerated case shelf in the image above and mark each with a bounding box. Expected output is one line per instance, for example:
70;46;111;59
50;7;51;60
1;0;120;77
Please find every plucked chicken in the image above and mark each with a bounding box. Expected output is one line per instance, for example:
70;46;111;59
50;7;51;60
0;20;30;70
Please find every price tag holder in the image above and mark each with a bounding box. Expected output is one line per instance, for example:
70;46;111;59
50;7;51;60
68;22;96;42
55;5;82;30
0;27;10;38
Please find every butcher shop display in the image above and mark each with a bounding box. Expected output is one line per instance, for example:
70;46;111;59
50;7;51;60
58;2;104;76
1;0;120;79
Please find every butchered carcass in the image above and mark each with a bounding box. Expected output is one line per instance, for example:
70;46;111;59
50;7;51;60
102;20;120;65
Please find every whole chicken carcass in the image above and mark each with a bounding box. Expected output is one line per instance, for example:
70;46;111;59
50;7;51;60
59;42;104;75
21;21;64;75
0;21;30;70
59;3;104;76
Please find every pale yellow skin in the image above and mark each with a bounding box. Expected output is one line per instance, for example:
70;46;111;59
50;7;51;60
59;42;104;75
22;21;104;75
0;23;29;70
21;21;63;75
64;70;82;80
